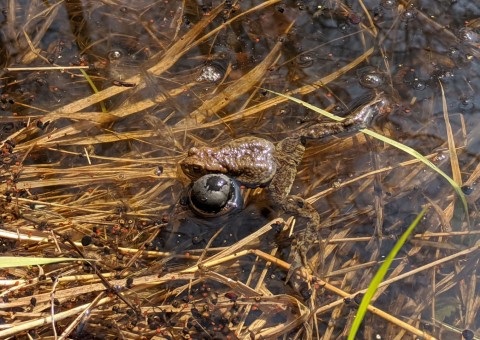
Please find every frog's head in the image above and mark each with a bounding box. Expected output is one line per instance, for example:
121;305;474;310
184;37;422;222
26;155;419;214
179;146;227;181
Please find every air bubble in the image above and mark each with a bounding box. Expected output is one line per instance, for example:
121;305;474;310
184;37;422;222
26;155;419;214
401;8;416;21
359;70;385;89
295;53;314;68
155;165;164;176
462;329;474;340
338;22;349;33
412;79;426;91
296;2;305;10
108;50;123;61
458;28;480;45
381;0;397;9
372;6;384;21
196;64;224;82
449;47;460;58
461;185;474;195
458;96;474;111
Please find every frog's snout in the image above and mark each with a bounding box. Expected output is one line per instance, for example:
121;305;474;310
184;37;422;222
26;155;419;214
177;161;193;183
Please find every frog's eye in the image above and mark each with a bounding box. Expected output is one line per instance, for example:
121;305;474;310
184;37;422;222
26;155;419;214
191;165;202;173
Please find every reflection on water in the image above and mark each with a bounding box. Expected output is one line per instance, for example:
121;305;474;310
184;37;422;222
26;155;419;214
0;0;478;338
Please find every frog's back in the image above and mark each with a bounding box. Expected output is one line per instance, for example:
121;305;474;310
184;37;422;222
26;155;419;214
222;137;277;187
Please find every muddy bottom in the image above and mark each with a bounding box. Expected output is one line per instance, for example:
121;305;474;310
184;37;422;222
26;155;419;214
0;1;478;339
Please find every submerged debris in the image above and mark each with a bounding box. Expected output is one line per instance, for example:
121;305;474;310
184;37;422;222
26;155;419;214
0;0;478;339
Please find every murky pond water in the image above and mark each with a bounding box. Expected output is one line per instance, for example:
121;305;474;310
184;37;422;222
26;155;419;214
0;0;479;339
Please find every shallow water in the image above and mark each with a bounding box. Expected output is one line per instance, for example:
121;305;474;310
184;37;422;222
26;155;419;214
0;1;479;339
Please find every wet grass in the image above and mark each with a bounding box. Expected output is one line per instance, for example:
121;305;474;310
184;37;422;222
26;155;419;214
0;0;479;339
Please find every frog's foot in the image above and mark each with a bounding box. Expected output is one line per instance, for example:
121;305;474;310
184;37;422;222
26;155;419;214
285;239;310;283
281;195;320;283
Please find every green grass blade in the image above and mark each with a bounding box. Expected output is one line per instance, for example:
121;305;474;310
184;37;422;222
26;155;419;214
263;89;468;215
347;207;428;340
360;128;467;213
80;69;107;113
0;256;96;268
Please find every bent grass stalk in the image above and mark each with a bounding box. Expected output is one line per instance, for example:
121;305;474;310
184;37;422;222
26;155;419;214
263;89;468;217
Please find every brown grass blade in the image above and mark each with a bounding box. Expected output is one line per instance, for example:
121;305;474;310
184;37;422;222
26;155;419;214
439;81;462;185
177;22;294;127
174;46;375;133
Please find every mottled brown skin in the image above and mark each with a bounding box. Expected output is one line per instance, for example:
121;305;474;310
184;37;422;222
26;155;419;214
180;93;391;278
180;137;277;187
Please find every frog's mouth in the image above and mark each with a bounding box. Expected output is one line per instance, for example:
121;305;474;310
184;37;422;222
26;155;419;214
177;163;196;184
178;161;219;183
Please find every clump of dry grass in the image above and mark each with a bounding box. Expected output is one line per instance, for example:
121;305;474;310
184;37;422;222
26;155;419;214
0;1;478;339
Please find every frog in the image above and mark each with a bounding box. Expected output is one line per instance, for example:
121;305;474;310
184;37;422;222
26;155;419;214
180;92;392;280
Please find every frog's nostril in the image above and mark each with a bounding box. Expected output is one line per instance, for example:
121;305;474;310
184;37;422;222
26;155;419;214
188;147;199;156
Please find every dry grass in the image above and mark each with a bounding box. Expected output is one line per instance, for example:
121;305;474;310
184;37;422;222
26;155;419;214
0;1;478;339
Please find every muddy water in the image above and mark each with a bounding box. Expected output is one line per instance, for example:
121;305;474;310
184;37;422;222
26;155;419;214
0;1;478;338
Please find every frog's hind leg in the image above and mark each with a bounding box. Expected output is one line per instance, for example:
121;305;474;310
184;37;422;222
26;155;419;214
268;137;321;283
295;93;390;141
296;120;362;141
281;195;320;283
